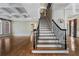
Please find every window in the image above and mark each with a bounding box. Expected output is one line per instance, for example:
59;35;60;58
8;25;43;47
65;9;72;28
0;19;2;34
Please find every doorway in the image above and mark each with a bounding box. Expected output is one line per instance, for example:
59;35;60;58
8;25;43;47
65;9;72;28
69;19;77;38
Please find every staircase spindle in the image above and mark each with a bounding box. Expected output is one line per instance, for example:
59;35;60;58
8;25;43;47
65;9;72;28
52;20;67;49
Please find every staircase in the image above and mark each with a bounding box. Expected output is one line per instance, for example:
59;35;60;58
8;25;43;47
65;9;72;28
32;18;68;54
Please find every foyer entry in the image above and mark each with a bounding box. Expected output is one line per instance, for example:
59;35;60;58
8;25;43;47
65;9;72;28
69;19;77;38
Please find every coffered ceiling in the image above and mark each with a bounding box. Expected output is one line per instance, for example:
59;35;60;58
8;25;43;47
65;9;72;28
0;3;72;21
0;3;41;21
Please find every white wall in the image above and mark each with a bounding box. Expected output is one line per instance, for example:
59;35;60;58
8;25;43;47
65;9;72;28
23;3;40;20
77;19;79;37
52;6;65;29
12;20;38;36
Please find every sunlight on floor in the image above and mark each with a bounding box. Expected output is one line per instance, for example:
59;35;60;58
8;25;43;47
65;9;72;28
71;37;75;51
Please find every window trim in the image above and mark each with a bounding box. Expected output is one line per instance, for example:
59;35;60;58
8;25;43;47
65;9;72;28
0;20;2;34
3;21;11;35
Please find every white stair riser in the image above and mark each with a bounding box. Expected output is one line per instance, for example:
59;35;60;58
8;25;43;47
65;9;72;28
39;37;57;39
40;27;49;28
39;36;56;38
40;30;50;31
40;28;49;29
32;50;69;53
39;31;52;33
39;35;55;37
37;45;62;48
40;30;51;32
39;34;55;36
38;40;58;43
39;27;50;29
39;32;53;34
40;28;50;29
40;25;49;27
40;26;49;27
40;29;50;31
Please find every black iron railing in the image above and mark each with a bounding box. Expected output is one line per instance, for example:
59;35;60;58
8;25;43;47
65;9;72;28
33;20;40;49
52;20;67;49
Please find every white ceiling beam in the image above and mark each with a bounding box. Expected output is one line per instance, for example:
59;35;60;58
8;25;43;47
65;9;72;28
0;3;40;21
0;3;23;8
0;6;28;18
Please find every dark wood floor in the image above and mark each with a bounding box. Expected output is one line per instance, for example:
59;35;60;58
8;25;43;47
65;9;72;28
0;36;79;56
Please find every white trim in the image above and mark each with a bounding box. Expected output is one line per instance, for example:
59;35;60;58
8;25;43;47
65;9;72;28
0;20;2;34
39;37;57;39
3;21;10;34
8;21;11;34
38;40;58;43
37;44;62;48
39;34;55;36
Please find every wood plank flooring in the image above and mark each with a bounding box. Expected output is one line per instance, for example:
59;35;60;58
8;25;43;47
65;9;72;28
6;36;68;56
0;36;79;56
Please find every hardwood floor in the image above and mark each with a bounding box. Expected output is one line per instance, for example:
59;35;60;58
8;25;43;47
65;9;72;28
7;37;68;56
0;36;79;56
75;37;79;56
67;37;79;56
